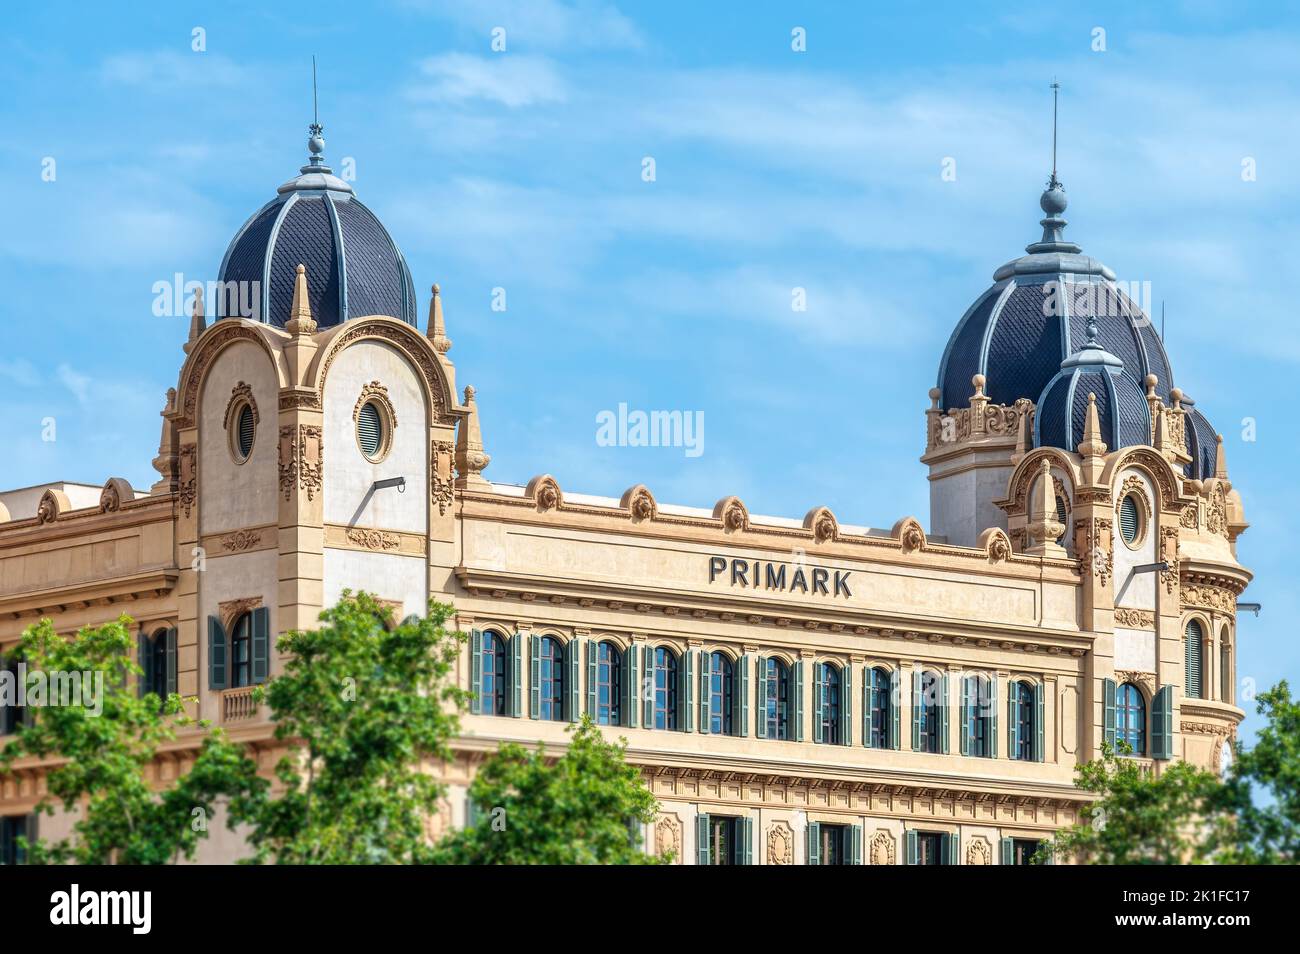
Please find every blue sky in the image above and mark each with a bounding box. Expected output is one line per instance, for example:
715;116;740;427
0;1;1294;740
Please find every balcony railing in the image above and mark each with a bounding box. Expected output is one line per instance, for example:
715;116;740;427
222;686;260;722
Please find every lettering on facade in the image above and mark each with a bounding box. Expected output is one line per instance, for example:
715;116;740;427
707;556;851;598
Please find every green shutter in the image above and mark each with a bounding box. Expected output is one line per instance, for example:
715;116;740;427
465;793;481;828
989;677;999;759
625;645;638;728
736;654;749;738
251;607;270;685
681;649;693;732
807;821;821;865
890;671;901;749
1034;682;1045;762
207;616;227;690
905;829;918;865
812;662;825;744
137;630;148;697
943;832;958;865
642;646;655;728
792;660;805;742
863;670;874;748
165;627;178;696
741;816;753;866
469;630;482;714
1000;837;1014;865
755;656;768;739
940;673;950;754
698;650;710;734
842;663;853;746
586;640;597;718
565;639;580;721
510;633;523;717
696;814;710;865
1008;683;1020;759
850;824;862;865
528;634;540;720
911;670;922;751
1152;685;1174;760
960;675;970;756
1185;621;1203;699
1103;677;1117;749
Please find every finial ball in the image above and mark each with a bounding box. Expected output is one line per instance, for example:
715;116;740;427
1144;373;1157;388
432;283;440;295
972;373;986;388
1040;184;1068;216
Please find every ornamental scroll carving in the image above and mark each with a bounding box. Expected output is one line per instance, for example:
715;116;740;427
654;814;681;863
218;595;263;633
1078;518;1113;586
1206;483;1228;538
221;529;263;552
1160;528;1180;595
431;439;454;516
178;444;197;518
223;382;259;430
319;322;449;423
1180;504;1198;529
766;822;793;865
1114;608;1155;628
928;399;1030;451
1183;583;1235;613
870;830;896;866
178;324;266;427
345;528;400;551
1116;475;1152;523
1116;670;1156;697
966;837;991;866
353;380;397;429
279;424;323;501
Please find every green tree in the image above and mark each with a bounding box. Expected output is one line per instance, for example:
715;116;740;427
1213;681;1300;864
433;714;664;865
0;616;263;864
230;592;467;864
1040;742;1224;864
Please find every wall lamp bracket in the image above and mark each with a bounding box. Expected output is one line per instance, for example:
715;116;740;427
1236;602;1262;617
373;476;406;494
1132;561;1168;574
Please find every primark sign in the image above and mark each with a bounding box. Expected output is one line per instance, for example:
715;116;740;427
708;556;852;598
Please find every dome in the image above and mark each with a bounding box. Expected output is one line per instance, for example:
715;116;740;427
937;177;1175;412
216;124;417;329
1032;320;1151;453
1182;399;1220;480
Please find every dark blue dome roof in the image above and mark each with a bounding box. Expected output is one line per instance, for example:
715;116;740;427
216;129;416;329
1033;344;1150;454
1183;403;1220;480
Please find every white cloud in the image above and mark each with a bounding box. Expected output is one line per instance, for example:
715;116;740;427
404;0;644;52
409;53;567;107
100;51;253;88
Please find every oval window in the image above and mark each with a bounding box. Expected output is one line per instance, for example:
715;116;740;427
235;404;255;461
1119;494;1141;545
357;401;384;460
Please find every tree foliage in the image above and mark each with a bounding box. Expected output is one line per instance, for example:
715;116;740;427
433;715;664;865
0;616;263;864
229;593;467;864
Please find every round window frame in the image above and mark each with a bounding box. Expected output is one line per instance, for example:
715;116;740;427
227;399;257;465
355;398;394;463
1118;492;1147;550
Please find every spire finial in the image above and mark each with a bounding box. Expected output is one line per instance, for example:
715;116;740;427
427;283;452;354
1026;81;1081;255
1050;79;1060;185
286;263;317;334
305;56;327;171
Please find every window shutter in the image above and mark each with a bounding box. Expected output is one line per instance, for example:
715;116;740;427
251;607;270;685
905;829;918;865
22;814;37;865
960;676;970;756
698;650;710;734
792;659;805;742
137;631;148;697
943;832;958;866
1103;677;1117;748
891;671;901;749
469;630;482;715
940;673;950;754
165;627;178;697
841;663;853;746
465;794;481;829
1008;683;1020;759
696;814;710;865
807;821;821;866
1000;837;1014;866
1185;621;1203;699
510;633;523;718
1034;682;1045;762
735;654;749;738
812;662;825;743
625;645;638;728
741;816;753;866
864;670;874;748
585;640;597;718
565;640;580;722
528;634;541;720
850;824;862;865
642;645;655;728
207;616;227;691
989;677;999;759
911;670;922;751
755;657;768;739
681;649;693;732
1152;685;1173;760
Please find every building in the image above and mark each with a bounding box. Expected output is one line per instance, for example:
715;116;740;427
0;124;1251;866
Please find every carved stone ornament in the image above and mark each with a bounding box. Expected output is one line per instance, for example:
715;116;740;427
221;529;263;552
1206;483;1229;538
319;321;449;423
178;444;197;518
179;324;267;428
1079;517;1113;586
713;496;749;533
870;830;896;866
345;528;400;551
893;516;926;554
803;506;838;544
1114;608;1155;628
99;477;132;514
431;439;455;516
1160;527;1180;595
223;381;259;431
621;484;657;522
279;424;324;501
1113;448;1177;511
36;489;64;524
766;821;793;865
1180;504;1199;529
353;380;397;430
219;595;263;633
278;390;322;411
966;836;991;866
654;813;681;863
1115;474;1152;526
528;474;563;512
1182;583;1235;613
979;527;1013;564
1116;670;1156;697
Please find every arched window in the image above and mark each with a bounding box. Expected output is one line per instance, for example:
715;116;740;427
481;632;507;716
818;663;842;744
230;612;253;688
1220;630;1231;704
1012;681;1035;761
963;673;994;757
917;670;942;754
708;652;734;735
1055;494;1069;547
1117;683;1146;756
763;658;791;740
867;667;892;748
146;628;169;697
1184;619;1204;699
538;637;565;721
653;647;678;730
596;641;623;726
